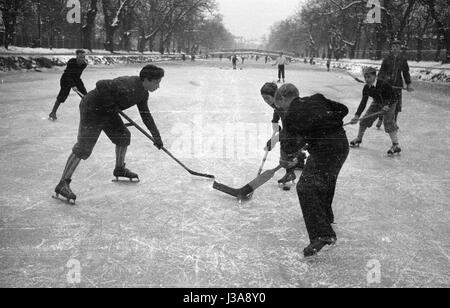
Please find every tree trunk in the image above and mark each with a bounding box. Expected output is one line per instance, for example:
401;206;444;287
82;0;98;51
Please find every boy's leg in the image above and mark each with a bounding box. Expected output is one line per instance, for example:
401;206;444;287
297;155;336;242
383;102;400;145
281;65;285;81
56;101;103;201
353;102;383;143
103;114;139;181
50;83;71;119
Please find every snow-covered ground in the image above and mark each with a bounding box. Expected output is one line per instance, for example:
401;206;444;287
0;60;449;287
314;58;450;83
0;46;165;55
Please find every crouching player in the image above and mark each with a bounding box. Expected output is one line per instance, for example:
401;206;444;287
53;65;165;204
275;84;349;257
260;82;307;190
349;67;401;156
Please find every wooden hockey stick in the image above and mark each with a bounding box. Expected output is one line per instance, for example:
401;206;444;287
74;89;215;180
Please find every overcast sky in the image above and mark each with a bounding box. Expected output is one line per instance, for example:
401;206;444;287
216;0;303;40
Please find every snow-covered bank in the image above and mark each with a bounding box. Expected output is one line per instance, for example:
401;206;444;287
315;59;450;83
0;53;185;72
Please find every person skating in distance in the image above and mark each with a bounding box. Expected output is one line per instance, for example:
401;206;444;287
260;82;307;189
275;84;349;258
273;52;288;83
349;67;402;156
53;65;165;204
49;49;88;121
375;39;414;128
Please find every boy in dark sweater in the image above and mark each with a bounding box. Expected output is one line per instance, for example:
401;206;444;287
275;84;349;257
260;82;306;186
349;67;401;155
49;49;88;120
53;65;165;204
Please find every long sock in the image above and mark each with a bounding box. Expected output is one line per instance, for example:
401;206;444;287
60;153;81;182
357;126;367;140
51;100;61;114
389;131;399;145
115;146;128;168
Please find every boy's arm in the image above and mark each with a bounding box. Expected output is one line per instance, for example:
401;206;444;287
378;58;389;82
355;88;369;117
272;111;281;131
402;59;412;89
65;59;78;86
137;98;163;148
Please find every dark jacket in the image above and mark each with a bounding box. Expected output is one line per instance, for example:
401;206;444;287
61;58;87;85
355;79;395;117
378;54;411;87
281;94;348;155
88;76;161;139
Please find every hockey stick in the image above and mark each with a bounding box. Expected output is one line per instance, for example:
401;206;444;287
213;165;283;200
338;68;407;90
118;111;215;180
74;89;215;180
343;111;384;126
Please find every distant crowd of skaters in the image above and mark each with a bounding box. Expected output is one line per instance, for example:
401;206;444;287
47;39;413;257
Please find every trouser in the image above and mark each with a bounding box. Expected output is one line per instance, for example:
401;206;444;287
56;77;87;103
72;96;131;160
297;130;349;241
360;101;399;133
377;89;402;123
278;65;285;80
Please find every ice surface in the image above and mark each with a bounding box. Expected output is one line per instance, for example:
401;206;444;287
0;60;449;287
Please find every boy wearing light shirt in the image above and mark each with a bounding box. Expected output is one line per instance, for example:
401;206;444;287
273;52;288;83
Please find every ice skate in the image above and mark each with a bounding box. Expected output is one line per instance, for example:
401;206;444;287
387;144;402;156
278;170;296;191
113;164;140;182
53;179;76;204
350;138;362;148
303;236;337;258
48;112;57;121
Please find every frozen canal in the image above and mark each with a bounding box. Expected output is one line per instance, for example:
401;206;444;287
0;60;449;287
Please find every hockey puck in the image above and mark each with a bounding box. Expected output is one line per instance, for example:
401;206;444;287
282;186;291;191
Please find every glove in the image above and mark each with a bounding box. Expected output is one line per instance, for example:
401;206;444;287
280;156;298;169
382;105;391;114
350;116;360;125
153;136;164;150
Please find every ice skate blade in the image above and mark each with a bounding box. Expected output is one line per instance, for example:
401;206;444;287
52;195;76;205
112;177;140;183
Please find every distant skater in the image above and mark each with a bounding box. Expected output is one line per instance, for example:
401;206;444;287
376;39;414;128
273;52;288;83
232;54;238;70
49;49;88;121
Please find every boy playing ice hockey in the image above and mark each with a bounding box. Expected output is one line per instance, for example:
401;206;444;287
53;65;165;204
260;82;306;188
275;84;349;257
49;49;88;121
350;67;402;156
